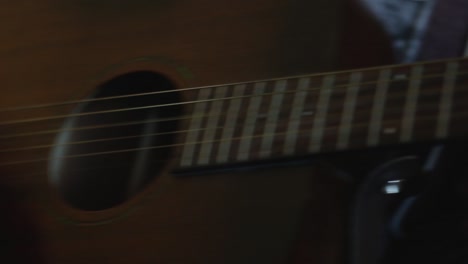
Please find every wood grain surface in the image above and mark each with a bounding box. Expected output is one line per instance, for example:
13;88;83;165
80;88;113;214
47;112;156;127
0;1;394;263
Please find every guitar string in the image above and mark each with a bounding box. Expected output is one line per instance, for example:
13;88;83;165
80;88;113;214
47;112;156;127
1;83;465;152
2;61;460;161
0;74;464;153
0;56;464;113
0;76;457;140
0;67;466;127
0;72;458;142
0;70;457;126
1;110;467;167
1;58;465;179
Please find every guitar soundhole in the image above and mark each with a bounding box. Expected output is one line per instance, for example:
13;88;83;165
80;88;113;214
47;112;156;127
49;71;182;211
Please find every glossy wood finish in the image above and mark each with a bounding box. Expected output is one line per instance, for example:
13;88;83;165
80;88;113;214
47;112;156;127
0;1;392;263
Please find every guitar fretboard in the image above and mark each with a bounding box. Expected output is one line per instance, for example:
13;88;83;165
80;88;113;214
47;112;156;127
178;58;468;169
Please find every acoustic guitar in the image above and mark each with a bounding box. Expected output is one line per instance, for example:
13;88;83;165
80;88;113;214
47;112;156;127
1;1;466;264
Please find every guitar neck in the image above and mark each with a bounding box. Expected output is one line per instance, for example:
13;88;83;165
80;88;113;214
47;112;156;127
178;58;468;169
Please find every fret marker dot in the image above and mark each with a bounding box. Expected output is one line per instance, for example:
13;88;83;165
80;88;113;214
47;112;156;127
393;74;407;80
383;127;397;134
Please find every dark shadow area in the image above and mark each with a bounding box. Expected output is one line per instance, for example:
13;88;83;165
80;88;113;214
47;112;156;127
0;186;45;263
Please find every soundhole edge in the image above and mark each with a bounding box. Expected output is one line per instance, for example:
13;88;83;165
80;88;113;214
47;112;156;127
49;71;182;211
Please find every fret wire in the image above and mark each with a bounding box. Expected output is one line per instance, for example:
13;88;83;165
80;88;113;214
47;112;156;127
259;80;287;158
197;86;228;165
400;65;424;142
436;62;459;138
309;75;335;153
216;84;245;163
284;77;310;155
337;72;362;149
237;82;266;161
179;88;211;167
368;69;391;146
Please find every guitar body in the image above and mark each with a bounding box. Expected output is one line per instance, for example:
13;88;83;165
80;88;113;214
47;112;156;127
0;1;398;263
